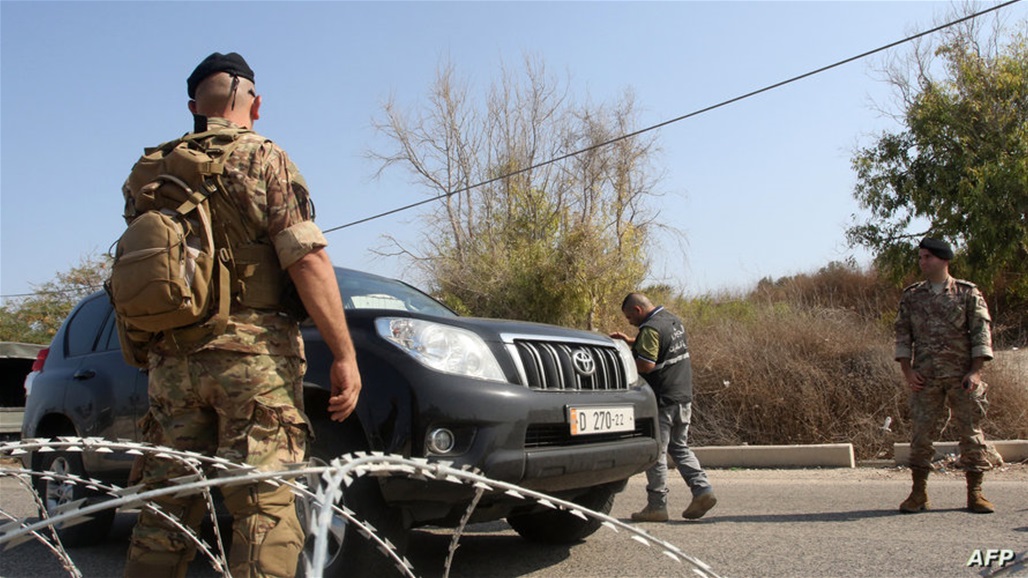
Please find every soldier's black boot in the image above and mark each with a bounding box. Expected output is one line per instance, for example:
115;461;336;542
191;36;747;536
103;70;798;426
899;467;930;513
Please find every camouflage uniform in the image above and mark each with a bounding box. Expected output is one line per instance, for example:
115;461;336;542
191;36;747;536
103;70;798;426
125;118;327;578
894;277;995;472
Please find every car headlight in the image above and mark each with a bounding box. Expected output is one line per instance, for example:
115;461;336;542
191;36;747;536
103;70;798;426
375;317;507;382
612;339;640;385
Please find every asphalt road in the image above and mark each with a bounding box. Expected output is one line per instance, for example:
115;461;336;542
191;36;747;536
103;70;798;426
1;466;1025;578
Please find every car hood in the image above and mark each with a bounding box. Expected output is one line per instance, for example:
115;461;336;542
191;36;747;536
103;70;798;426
334;309;618;347
444;316;615;346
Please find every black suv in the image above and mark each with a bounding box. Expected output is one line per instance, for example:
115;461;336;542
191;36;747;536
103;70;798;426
21;267;659;571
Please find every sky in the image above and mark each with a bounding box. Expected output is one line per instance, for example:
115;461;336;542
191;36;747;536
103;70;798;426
3;1;1026;302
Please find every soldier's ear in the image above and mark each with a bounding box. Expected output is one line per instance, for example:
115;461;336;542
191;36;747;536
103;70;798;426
250;94;261;122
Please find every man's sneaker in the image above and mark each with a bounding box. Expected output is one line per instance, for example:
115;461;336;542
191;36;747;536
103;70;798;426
682;491;717;520
630;505;669;522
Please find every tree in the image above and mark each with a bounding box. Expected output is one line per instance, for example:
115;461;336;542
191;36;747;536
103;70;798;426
370;57;662;329
0;254;109;344
848;13;1028;299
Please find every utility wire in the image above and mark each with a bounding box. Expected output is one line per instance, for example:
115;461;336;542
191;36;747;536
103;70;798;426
322;0;1022;235
2;286;102;300
1;0;1021;301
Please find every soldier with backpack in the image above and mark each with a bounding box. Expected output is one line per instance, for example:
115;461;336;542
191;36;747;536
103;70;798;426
119;52;361;578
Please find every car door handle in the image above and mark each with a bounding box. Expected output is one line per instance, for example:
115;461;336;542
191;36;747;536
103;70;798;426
73;369;96;380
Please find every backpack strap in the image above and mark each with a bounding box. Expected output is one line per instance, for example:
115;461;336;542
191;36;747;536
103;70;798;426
191;131;288;314
199;129;266;243
190;132;246;338
178;129;284;328
154;129;253;345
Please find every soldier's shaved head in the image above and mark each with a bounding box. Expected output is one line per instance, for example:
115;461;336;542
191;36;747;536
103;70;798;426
190;72;257;118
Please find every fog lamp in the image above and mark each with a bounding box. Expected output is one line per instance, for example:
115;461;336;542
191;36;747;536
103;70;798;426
427;428;456;454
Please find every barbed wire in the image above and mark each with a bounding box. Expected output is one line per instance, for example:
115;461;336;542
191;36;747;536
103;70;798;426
0;437;720;578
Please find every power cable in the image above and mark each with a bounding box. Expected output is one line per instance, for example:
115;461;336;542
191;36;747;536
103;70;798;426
322;0;1022;235
1;287;102;300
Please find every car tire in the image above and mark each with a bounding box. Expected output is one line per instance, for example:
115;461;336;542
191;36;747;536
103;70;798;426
297;417;410;578
507;483;617;545
34;451;116;547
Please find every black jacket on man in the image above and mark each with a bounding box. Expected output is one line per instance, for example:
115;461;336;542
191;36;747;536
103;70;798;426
635;307;693;406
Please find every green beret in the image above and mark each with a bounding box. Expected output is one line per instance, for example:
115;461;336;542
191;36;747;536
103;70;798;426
919;237;954;260
187;52;255;99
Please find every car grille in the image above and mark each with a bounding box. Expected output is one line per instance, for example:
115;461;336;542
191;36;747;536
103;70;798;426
511;340;628;391
524;420;654;448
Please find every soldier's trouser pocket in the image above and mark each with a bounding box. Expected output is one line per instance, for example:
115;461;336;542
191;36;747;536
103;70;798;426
244;401;310;469
222;483;303;578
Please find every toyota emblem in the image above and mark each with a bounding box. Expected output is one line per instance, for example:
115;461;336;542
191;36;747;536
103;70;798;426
572;349;596;376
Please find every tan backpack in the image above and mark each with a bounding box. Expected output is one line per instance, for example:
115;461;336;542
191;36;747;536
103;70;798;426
107;129;255;366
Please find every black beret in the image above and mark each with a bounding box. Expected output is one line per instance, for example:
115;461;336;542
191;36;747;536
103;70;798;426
919;237;954;260
187;52;255;99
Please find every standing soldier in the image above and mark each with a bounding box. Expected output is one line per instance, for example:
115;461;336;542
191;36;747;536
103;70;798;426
895;237;996;514
611;293;717;522
122;52;362;577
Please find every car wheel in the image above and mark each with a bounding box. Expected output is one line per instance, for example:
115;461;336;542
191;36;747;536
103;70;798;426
507;483;617;545
34;451;116;547
297;418;410;577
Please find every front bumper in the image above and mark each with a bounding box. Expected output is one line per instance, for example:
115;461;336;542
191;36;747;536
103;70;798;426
377;372;659;524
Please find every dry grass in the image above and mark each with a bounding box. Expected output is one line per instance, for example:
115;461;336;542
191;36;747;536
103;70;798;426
982;350;1028;444
656;265;1028;460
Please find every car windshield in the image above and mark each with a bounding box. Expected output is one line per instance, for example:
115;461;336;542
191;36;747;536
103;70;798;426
336;269;456;317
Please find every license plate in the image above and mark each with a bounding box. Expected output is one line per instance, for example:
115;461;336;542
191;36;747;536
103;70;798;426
568;405;635;436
